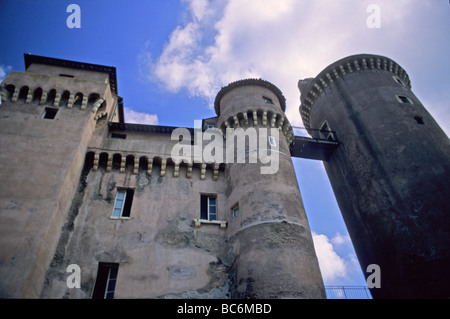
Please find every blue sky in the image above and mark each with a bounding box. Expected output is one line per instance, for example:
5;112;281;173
1;0;449;288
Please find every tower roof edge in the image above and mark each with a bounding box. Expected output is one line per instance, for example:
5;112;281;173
214;78;286;116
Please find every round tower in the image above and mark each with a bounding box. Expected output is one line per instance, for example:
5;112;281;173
215;79;325;299
299;54;450;298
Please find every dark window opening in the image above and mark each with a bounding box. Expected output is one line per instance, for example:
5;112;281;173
231;203;239;219
112;188;134;218
397;95;411;104
46;89;56;106
263;96;274;104
43;107;58;119
92;262;119;299
5;84;15;101
414;116;424;125
111;132;127;139
18;86;29;102
59;74;74;78
201;194;217;221
393;76;405;86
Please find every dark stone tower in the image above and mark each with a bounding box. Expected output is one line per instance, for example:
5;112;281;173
299;54;450;299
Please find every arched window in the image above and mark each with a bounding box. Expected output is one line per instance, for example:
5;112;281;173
60;90;70;107
74;92;83;108
125;155;135;172
5;84;15;101
138;156;149;173
112;153;122;171
99;153;109;170
18;86;29;102
47;89;57;106
32;88;43;105
88;93;100;106
83;152;95;170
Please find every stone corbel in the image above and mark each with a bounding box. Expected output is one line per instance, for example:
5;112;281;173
67;94;74;109
200;163;206;180
40;91;47;105
93;154;99;171
11;87;19;102
92;98;104;113
186;162;192;178
213;164;219;181
81;96;88;110
173;162;180;177
120;156;126;173
147;159;153;176
106;155;112;172
133;158;139;175
160;159;166;177
53;92;61;107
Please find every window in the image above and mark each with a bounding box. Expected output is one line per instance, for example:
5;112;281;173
263;96;274;104
414;116;424;125
92;262;119;299
231;203;239;219
392;75;405;86
396;95;412;104
268;136;277;147
112;188;134;218
201;194;217;221
111;132;127;139
43;107;58;119
319;121;336;141
206;124;215;129
59;73;74;78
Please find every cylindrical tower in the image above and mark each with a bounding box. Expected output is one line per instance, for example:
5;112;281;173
215;79;325;299
299;54;450;298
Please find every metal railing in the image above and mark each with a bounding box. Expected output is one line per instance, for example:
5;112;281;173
325;286;372;299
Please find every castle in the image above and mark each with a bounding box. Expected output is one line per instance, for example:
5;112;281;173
0;53;448;299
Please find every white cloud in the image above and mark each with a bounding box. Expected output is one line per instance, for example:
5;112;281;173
312;232;348;284
124;107;159;125
312;231;364;285
331;232;352;246
144;0;449;133
0;64;12;83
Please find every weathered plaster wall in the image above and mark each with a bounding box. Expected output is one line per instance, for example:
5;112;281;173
0;64;116;298
41;162;232;298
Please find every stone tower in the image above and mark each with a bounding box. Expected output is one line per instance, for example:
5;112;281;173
0;54;118;297
215;79;325;298
299;54;450;298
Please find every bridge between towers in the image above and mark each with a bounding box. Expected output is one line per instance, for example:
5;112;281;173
289;126;339;161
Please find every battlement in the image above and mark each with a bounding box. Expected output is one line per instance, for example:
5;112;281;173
299;54;411;131
1;78;106;113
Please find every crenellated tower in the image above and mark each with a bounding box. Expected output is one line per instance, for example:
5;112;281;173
215;79;325;298
299;54;450;298
0;54;118;298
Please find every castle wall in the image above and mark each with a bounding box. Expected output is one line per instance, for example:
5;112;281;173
41;160;232;298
